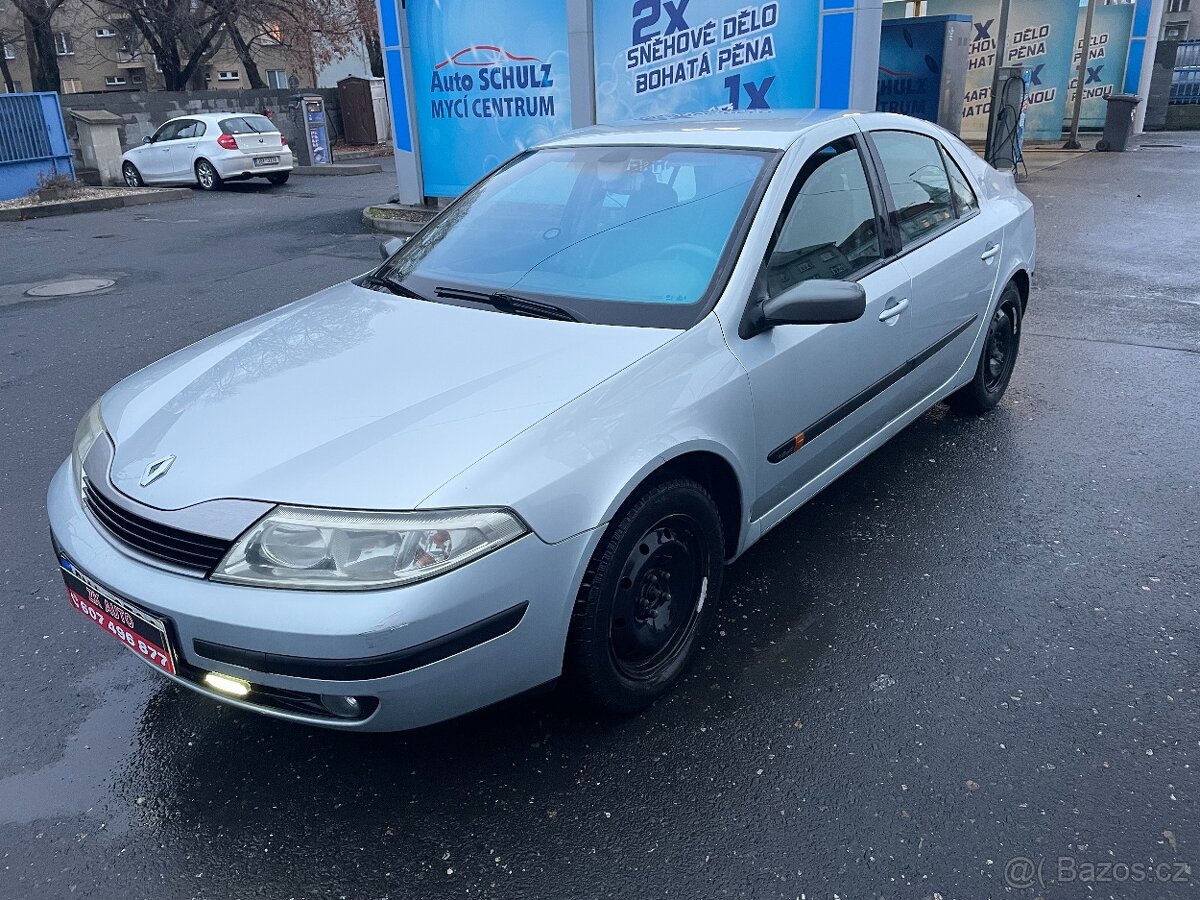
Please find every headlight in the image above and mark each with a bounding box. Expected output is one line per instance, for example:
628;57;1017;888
211;505;528;590
72;399;106;493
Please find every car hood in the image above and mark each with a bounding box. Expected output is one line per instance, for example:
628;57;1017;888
102;282;677;511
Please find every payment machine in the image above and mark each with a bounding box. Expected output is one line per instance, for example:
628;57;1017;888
291;94;331;167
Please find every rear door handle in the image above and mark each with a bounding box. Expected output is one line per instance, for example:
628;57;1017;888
980;243;1001;261
879;297;909;322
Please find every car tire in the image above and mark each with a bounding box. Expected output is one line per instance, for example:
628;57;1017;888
266;172;290;186
122;162;144;187
951;280;1023;414
565;478;725;714
195;159;223;191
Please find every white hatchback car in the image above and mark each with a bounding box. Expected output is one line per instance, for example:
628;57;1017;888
121;113;294;190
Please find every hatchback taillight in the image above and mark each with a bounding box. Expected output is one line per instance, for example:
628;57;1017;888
216;133;238;150
280;135;288;146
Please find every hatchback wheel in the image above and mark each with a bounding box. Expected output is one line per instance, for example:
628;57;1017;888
952;281;1023;413
195;159;223;191
266;172;290;186
122;162;144;187
566;478;724;713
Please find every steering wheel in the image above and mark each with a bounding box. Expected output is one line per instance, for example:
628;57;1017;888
661;242;719;268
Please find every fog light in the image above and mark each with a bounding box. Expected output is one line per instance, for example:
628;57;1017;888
203;671;251;698
320;694;362;718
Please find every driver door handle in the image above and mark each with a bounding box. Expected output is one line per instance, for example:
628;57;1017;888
879;297;909;322
980;243;1001;261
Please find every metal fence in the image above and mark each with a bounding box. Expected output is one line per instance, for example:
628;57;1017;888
1171;67;1200;105
0;92;75;201
1177;40;1200;68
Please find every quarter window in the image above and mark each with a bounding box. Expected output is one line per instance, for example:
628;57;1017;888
762;137;882;298
942;149;979;217
872;130;955;247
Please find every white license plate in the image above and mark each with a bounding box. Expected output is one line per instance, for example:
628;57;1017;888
254;156;280;167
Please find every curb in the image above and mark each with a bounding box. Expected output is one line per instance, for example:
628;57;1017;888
294;162;383;176
360;205;435;235
0;188;192;222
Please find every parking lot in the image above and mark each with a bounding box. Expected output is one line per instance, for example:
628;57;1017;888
1;140;1198;899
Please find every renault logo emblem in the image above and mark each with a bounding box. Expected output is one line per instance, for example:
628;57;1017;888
140;455;176;487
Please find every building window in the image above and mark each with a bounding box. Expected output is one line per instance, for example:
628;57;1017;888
105;75;126;86
217;70;239;81
266;69;287;89
95;27;116;38
6;81;22;93
1167;0;1190;11
61;77;83;93
3;43;15;60
130;70;144;84
55;31;73;55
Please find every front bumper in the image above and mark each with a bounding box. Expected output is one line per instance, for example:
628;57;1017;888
47;460;598;731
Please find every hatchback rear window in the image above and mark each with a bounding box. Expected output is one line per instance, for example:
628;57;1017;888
219;116;277;135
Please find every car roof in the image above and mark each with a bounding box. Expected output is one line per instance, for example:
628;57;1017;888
541;109;863;151
162;112;274;124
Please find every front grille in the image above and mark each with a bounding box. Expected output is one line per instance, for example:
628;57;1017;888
83;480;233;573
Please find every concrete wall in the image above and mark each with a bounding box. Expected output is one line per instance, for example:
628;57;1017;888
58;88;344;159
1166;104;1200;128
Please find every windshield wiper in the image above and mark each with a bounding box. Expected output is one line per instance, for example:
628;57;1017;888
359;273;430;303
435;286;579;322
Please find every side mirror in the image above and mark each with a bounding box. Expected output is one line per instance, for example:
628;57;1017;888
740;279;866;338
379;237;405;259
142;135;153;145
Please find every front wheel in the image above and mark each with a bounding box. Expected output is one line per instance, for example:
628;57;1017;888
122;162;144;187
266;172;290;185
195;159;223;191
565;478;724;713
951;281;1023;414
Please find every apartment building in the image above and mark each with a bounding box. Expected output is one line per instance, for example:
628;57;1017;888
1;1;313;94
1162;0;1200;40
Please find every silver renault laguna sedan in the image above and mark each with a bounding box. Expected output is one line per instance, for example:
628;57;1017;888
48;110;1034;731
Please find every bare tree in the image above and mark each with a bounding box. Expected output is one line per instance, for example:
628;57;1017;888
11;0;68;91
87;0;232;91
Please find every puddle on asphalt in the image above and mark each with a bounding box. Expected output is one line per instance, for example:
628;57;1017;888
0;655;154;830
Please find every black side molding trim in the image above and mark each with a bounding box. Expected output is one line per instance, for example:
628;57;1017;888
768;314;979;464
193;601;529;682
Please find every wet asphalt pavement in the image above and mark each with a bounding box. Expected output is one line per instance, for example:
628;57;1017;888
1;139;1197;900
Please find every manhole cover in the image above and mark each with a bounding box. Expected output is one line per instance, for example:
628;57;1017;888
25;278;115;297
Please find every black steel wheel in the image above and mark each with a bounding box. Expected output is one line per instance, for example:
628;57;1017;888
952;281;1023;414
195;159;223;191
122;162;144;187
566;478;724;713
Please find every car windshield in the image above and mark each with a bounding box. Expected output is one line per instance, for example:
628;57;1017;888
220;116;277;135
379;145;776;328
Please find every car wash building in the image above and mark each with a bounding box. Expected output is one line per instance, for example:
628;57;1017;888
378;0;1164;202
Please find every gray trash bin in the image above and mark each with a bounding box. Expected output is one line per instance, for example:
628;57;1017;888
1096;94;1141;152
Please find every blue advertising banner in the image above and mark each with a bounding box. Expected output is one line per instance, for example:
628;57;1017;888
926;0;1078;141
406;0;573;196
1065;2;1134;128
878;17;954;122
593;0;821;122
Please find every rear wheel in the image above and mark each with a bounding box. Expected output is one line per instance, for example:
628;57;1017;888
266;172;290;185
195;159;222;191
565;478;724;713
122;162;143;187
951;281;1023;413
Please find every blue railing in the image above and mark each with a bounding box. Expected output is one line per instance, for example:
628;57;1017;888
1170;67;1200;105
0;92;75;201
